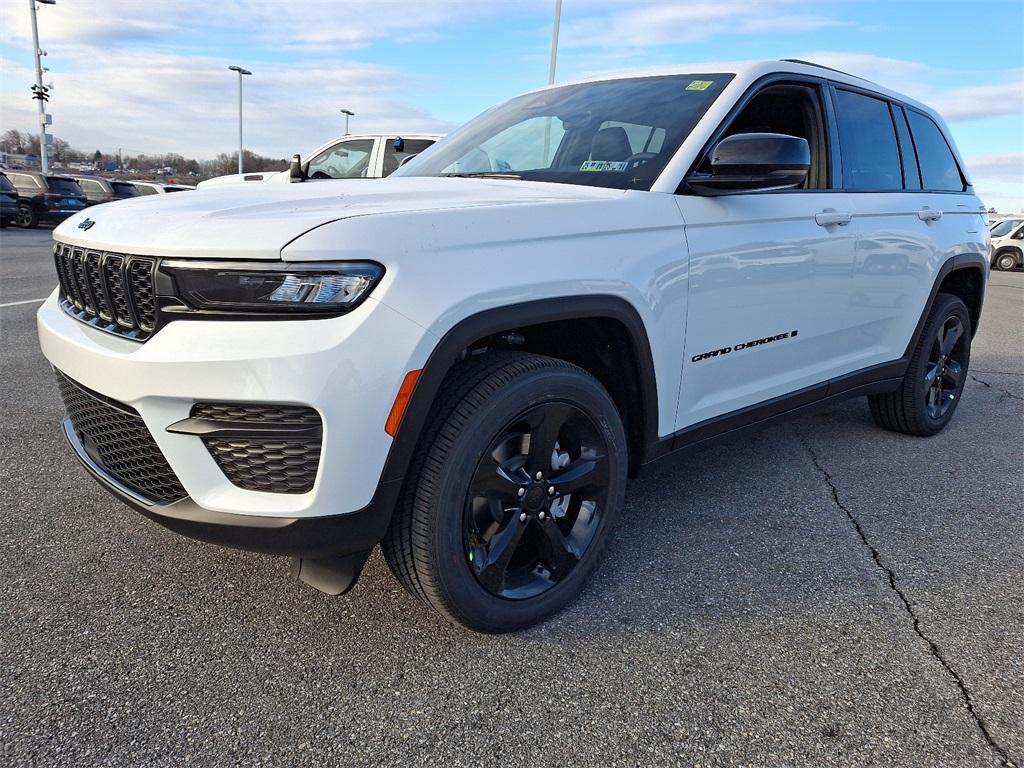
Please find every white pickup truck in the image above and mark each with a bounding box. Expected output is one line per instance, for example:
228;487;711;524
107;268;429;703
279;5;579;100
197;133;441;187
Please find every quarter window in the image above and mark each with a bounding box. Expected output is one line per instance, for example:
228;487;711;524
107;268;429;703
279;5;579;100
834;89;902;190
892;106;921;190
906;110;965;191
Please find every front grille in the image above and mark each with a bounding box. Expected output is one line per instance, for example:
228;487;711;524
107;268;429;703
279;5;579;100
57;372;187;505
53;243;157;340
192;403;322;494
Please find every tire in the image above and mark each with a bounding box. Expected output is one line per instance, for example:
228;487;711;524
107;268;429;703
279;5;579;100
868;293;972;436
382;351;628;633
15;203;38;229
994;250;1019;271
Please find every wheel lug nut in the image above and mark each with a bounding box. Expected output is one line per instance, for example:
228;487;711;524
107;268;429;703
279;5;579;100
535;471;543;480
547;486;555;495
517;487;526;498
519;512;527;522
538;511;546;520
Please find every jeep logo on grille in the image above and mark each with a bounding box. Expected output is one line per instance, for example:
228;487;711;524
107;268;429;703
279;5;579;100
78;218;96;231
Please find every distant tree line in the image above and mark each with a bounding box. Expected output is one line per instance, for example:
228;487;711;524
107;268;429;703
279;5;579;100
1;128;287;179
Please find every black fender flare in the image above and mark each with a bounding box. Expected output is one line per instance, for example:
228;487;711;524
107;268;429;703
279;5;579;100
379;294;659;488
902;253;988;358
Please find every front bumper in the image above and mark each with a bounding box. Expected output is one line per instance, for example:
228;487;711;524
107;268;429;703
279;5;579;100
38;288;434;532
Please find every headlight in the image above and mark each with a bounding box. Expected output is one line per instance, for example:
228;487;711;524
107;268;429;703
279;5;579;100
160;261;384;314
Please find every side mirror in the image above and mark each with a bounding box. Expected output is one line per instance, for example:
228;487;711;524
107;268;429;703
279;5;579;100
686;133;810;195
393;137;405;153
289;153;306;183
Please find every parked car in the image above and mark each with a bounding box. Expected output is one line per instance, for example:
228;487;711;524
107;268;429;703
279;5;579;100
990;222;1023;270
990;217;1023;237
132;181;195;195
196;134;441;187
70;175;141;206
0;172;18;227
5;169;87;228
39;60;987;632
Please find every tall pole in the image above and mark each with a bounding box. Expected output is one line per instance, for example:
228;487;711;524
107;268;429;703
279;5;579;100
29;0;52;173
548;0;562;85
229;65;251;174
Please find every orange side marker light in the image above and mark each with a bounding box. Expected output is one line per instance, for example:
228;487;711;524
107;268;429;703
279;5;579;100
385;369;422;437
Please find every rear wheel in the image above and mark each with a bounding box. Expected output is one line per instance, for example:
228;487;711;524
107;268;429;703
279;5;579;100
382;352;627;633
994;250;1019;271
868;293;971;436
15;203;38;229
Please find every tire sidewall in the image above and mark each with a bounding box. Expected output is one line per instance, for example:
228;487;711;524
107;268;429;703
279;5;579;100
995;251;1018;271
16;203;37;228
904;294;971;435
427;366;628;632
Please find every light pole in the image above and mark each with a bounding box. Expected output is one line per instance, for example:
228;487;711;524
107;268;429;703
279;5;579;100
340;109;354;136
29;0;57;174
228;65;251;174
548;0;561;85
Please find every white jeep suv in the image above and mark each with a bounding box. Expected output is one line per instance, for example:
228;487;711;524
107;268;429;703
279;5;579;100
38;60;988;632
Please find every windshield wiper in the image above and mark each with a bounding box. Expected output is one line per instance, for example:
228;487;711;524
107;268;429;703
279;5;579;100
443;172;523;180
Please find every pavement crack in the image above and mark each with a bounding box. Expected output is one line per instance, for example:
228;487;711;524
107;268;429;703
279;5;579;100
969;374;1024;403
797;431;1015;767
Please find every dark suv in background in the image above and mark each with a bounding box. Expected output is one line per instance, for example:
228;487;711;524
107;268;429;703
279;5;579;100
71;175;140;206
4;170;88;228
0;173;18;227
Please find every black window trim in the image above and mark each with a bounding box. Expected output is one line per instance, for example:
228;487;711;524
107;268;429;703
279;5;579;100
827;81;970;195
677;72;836;195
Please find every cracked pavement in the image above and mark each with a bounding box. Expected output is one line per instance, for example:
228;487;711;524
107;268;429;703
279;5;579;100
2;228;1022;766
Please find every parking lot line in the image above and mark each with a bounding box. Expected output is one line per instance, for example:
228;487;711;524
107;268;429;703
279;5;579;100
0;298;46;309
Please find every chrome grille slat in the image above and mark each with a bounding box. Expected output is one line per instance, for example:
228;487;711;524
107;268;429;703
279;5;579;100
52;242;157;341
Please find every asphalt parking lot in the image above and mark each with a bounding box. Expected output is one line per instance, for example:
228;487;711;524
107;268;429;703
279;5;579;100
1;225;1021;767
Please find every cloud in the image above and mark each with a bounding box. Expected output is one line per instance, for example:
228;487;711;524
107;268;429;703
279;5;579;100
0;0;498;52
930;83;1024;122
965;152;1024;184
560;1;847;49
0;50;453;159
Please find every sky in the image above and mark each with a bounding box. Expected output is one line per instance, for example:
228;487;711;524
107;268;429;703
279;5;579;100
0;0;1022;210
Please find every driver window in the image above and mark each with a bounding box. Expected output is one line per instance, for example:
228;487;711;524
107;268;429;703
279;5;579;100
699;83;829;189
307;139;375;179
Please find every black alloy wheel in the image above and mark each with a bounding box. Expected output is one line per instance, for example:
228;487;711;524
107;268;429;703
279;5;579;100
464;402;609;600
15;203;37;229
924;315;965;420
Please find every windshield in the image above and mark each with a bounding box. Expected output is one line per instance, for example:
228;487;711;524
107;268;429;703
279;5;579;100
394;74;732;191
46;177;84;195
991;219;1022;237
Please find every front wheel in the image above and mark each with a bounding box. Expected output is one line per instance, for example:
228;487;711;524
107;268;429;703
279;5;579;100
382;352;628;633
868;293;972;436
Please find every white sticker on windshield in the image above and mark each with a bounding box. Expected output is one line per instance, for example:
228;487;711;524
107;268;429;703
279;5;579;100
580;160;628;172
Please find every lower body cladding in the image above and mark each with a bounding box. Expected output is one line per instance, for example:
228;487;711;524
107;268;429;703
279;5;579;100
36;290;430;594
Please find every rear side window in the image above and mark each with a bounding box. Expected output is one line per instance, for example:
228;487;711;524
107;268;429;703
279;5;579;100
134;184;158;195
382;138;436;177
8;173;39;188
906;111;965;191
834;89;902;190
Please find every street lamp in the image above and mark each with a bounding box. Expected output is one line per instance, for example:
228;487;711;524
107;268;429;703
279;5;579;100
548;0;561;85
228;65;252;174
29;0;57;174
340;109;354;136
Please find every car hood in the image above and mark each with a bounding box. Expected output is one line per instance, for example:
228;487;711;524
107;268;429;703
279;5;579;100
52;177;622;260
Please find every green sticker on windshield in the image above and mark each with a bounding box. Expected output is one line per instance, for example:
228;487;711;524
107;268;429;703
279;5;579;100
686;80;713;91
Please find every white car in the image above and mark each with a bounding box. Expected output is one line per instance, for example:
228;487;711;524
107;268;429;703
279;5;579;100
38;60;987;632
196;133;441;188
990;221;1023;270
131;181;196;195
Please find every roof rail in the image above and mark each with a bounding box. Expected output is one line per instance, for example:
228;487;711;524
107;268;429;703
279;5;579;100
779;58;864;79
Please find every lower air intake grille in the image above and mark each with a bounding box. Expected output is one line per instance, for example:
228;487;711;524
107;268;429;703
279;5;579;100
191;403;322;494
56;372;187;505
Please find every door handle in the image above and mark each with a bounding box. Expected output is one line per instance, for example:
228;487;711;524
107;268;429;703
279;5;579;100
918;207;943;222
815;210;852;227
